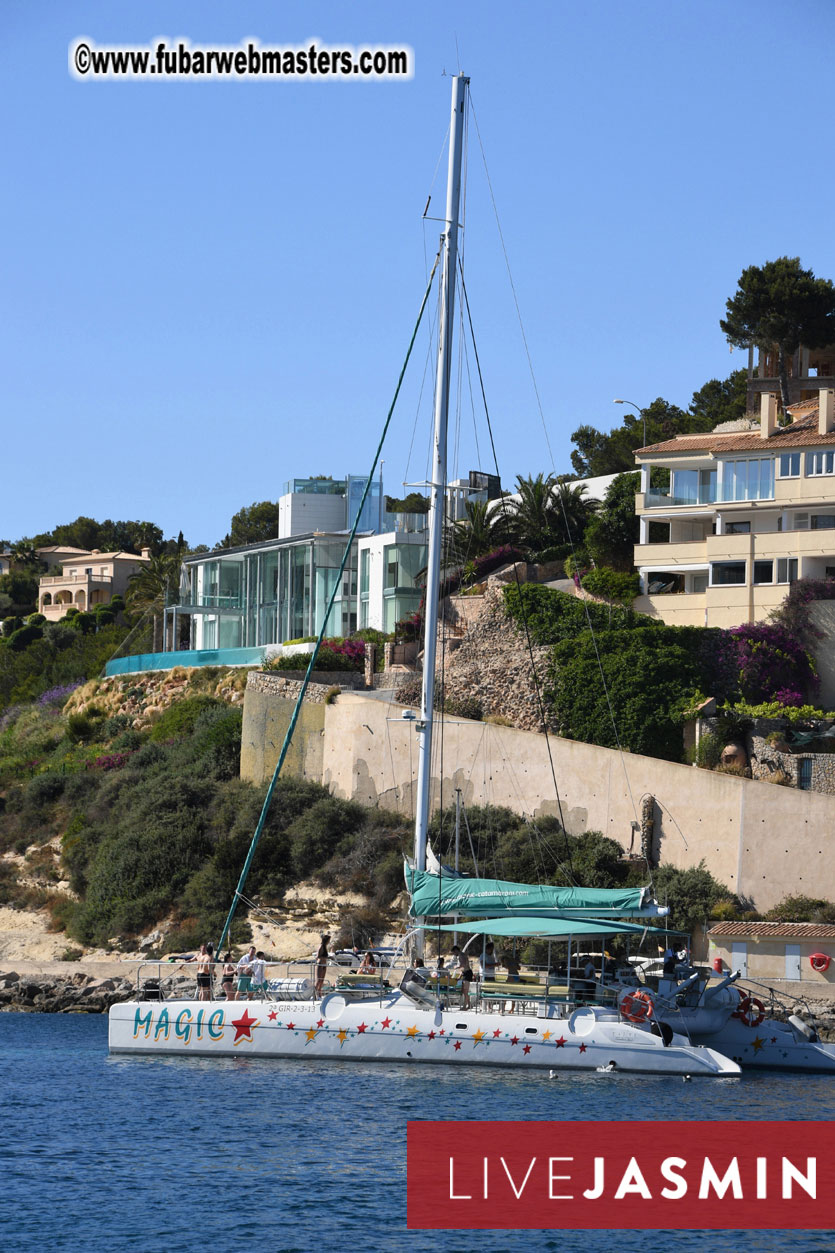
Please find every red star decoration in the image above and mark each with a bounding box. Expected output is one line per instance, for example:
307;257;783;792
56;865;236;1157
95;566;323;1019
771;1037;777;1044
439;1029;445;1036
523;1044;531;1054
268;1011;277;1021
453;1040;462;1051
381;1017;392;1029
555;1036;566;1048
230;1009;258;1043
428;1031;436;1040
357;1022;368;1033
579;1043;587;1053
286;1022;295;1031
317;1019;325;1028
492;1029;502;1038
510;1036;519;1046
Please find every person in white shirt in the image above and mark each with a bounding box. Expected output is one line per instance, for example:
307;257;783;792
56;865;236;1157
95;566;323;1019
236;946;256;999
250;951;267;998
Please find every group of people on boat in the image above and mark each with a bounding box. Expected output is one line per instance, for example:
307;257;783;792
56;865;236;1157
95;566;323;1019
183;942;270;1001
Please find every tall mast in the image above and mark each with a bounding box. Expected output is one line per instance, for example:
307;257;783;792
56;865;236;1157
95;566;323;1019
414;74;468;889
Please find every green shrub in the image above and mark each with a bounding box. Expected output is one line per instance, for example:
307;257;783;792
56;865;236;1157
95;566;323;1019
691;731;724;770
26;613;47;627
66;712;99;743
69;612;96;634
64;606;79;618
148;696;224;742
581;567;640;604
287;795;366;879
765;894;835;923
94;608;116;627
24;772;65;809
6;624;44;652
1;617;22;637
444;695;484;721
503;584;651;645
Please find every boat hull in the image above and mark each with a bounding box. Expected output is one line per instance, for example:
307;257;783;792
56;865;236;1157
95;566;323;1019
682;1017;835;1073
109;993;739;1076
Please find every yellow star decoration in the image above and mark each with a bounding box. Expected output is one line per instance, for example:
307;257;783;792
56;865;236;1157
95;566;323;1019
542;1030;552;1041
337;1029;348;1045
751;1036;765;1053
305;1028;318;1042
472;1029;485;1043
406;1024;420;1037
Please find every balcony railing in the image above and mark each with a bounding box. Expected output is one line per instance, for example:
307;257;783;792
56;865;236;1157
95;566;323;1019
645;488;717;508
40;573;114;585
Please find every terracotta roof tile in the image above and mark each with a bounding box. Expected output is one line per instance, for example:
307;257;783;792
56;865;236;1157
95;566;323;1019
637;415;835;457
708;921;835;939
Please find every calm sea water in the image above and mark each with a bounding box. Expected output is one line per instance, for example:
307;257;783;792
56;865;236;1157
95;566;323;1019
0;1012;832;1253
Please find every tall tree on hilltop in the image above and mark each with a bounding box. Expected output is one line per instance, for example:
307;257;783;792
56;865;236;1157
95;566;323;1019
218;501;279;549
503;474;596;554
721;257;835;411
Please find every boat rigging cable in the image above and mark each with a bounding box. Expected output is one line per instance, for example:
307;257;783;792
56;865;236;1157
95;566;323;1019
214;247;442;958
468;94;644;868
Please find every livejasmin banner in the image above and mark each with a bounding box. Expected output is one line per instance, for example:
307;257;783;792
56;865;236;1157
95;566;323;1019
407;1121;835;1230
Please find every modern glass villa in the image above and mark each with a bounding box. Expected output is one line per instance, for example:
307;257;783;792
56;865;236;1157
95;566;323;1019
104;472;497;676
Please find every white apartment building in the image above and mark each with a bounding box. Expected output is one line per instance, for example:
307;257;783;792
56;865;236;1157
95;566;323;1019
633;389;835;627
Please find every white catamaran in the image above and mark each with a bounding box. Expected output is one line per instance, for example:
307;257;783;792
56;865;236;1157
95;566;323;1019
109;75;741;1077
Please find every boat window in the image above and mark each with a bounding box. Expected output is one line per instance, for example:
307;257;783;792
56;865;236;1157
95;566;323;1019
525;1027;537;1034
455;1023;468;1030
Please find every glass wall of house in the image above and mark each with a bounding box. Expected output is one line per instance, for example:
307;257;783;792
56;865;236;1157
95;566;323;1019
183;536;358;650
382;541;425;633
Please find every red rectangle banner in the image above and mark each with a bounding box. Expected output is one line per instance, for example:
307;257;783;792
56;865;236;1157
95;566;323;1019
407;1120;835;1230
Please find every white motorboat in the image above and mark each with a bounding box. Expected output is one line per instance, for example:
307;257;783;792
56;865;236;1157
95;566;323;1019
613;965;835;1073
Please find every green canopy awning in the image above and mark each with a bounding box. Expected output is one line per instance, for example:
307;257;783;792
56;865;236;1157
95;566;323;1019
405;866;661;920
434;916;677;938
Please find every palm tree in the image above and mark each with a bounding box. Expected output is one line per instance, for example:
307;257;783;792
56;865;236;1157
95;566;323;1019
502;474;597;555
449;499;505;563
126;550;181;653
552;480;598;545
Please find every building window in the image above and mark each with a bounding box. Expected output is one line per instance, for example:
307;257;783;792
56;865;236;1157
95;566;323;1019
797;758;813;790
811;515;835;531
806;450;835;476
720;458;774;502
778;452;801;477
710;561;746;586
777;557;798;584
753;560;774;584
725;521;751;535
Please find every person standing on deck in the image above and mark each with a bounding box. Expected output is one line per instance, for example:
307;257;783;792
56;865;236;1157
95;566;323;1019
236;945;256;1000
314;934;330;997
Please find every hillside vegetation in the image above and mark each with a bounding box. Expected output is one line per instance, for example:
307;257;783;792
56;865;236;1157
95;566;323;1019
0;671;750;953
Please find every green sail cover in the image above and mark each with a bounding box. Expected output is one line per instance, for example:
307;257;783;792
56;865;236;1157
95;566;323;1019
405;867;652;919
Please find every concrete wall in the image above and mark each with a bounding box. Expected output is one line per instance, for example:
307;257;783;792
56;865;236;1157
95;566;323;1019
313;692;835;913
241;678;327;784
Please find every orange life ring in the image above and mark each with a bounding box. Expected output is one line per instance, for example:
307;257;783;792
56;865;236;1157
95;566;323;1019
731;988;749;1020
809;952;831;973
619;988;653;1023
736;995;765;1028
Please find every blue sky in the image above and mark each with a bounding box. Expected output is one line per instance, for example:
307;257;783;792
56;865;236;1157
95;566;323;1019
3;0;834;548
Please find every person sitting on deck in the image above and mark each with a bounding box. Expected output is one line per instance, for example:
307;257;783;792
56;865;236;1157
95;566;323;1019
357;950;377;975
502;951;521;982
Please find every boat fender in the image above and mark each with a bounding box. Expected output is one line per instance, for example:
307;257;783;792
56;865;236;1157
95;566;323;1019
618;988;653;1023
734;994;766;1028
809;952;831;973
788;1013;818;1042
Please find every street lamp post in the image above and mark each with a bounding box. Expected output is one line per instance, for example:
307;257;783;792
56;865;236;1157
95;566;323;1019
613;398;645;448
